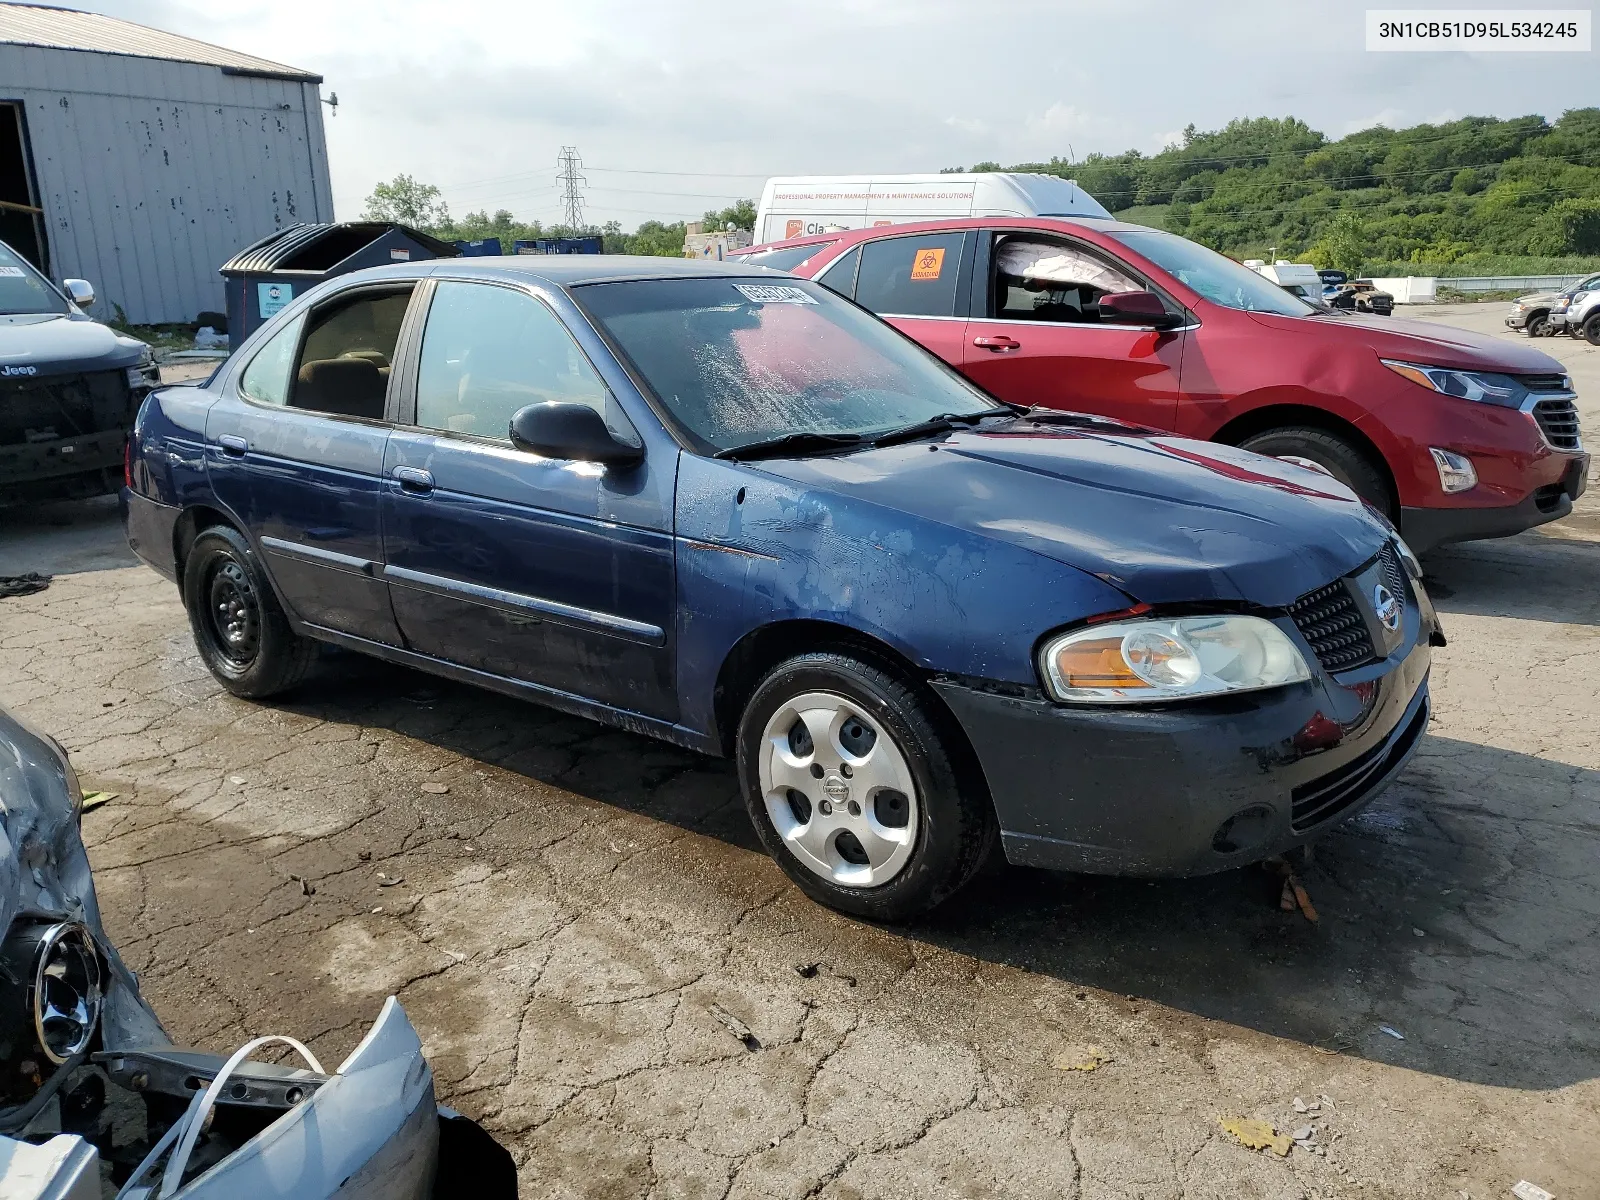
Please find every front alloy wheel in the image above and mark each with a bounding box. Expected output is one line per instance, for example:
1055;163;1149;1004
737;652;995;921
758;692;919;888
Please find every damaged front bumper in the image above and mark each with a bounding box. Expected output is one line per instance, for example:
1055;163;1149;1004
934;638;1432;877
0;704;515;1197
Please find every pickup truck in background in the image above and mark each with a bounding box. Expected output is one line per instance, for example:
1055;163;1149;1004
0;238;160;505
1506;273;1600;337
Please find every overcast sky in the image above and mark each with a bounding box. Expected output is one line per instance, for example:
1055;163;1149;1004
80;0;1599;227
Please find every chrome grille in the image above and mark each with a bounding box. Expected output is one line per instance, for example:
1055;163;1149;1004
1531;397;1581;450
1378;542;1407;602
1288;580;1377;673
1516;373;1571;392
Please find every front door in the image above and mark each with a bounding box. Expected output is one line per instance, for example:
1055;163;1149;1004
380;279;678;720
961;232;1186;430
205;286;416;645
845;231;971;367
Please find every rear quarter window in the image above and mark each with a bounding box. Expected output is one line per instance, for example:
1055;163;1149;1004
853;233;966;318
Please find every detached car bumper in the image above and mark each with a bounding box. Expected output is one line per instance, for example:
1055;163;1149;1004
934;637;1431;877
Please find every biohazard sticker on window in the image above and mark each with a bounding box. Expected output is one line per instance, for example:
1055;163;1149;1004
909;247;946;281
734;284;818;305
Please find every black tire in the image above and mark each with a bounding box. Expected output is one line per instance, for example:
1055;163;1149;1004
736;652;995;922
1524;311;1549;337
1237;426;1394;519
1584;313;1600;347
182;525;315;698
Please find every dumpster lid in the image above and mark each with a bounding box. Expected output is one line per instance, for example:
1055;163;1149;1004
220;222;461;275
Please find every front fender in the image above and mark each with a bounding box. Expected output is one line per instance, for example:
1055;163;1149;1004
672;455;1132;739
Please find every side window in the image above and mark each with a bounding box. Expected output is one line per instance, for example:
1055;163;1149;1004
989;236;1143;325
238;313;306;407
415;281;607;440
852;233;966;318
814;246;860;298
288;289;413;420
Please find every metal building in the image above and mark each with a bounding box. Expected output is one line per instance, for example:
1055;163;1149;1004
0;3;332;324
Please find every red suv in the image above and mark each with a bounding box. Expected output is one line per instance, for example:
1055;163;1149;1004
734;219;1588;551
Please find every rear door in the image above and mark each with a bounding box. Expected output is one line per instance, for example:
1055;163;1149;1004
839;231;972;367
205;285;417;645
960;231;1187;430
380;278;677;720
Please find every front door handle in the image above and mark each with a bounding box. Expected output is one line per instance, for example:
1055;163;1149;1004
392;466;435;495
973;335;1022;352
218;434;248;456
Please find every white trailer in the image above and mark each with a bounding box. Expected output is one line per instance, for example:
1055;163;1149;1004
753;173;1111;245
1243;259;1324;302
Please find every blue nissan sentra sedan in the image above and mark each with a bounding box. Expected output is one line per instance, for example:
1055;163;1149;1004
123;257;1440;920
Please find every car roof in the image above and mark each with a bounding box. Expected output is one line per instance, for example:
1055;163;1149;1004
731;215;1155;256
435;254;791;287
324;254;796;294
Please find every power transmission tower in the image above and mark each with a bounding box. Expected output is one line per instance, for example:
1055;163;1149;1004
557;146;587;230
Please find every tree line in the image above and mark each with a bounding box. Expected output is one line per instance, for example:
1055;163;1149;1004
363;109;1600;273
361;175;755;256
947;109;1600;272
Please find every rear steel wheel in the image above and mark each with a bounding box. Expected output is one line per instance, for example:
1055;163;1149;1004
206;560;261;666
183;525;315;698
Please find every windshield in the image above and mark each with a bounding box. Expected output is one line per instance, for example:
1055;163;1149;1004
0;242;69;316
577;276;1000;453
1111;230;1317;317
732;242;838;273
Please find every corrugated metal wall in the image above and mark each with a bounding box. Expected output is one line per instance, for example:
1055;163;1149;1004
0;44;332;324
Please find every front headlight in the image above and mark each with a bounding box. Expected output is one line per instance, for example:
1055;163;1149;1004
1553;298;1571;312
1381;360;1520;407
126;345;160;390
1038;615;1310;705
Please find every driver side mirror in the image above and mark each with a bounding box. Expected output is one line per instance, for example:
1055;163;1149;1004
62;279;95;309
1099;290;1183;330
509;402;643;467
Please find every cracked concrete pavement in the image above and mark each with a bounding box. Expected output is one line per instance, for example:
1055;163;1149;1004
0;309;1597;1198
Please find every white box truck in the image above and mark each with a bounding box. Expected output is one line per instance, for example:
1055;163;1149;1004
752;173;1112;244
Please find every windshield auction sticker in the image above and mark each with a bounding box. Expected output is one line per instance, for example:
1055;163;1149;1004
0;266;25;277
910;248;947;281
734;284;817;305
1367;9;1590;49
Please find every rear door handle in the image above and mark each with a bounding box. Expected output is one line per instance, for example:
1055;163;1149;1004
973;335;1022;351
392;466;435;495
218;434;248;456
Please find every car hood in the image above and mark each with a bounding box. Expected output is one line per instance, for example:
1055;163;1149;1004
754;417;1391;608
1246;308;1568;374
1514;290;1565;305
0;312;146;377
